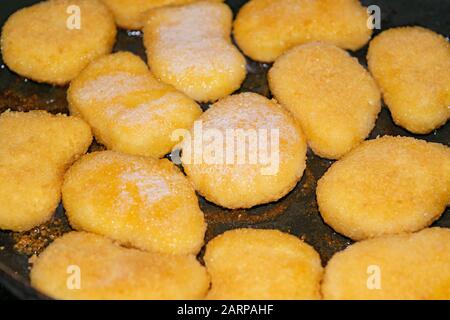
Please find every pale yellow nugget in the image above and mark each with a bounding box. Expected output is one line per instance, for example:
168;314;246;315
101;0;224;30
234;0;372;62
143;1;246;102
68;52;202;159
181;92;307;209
204;228;323;300
317;136;450;240
0;111;92;231
31;232;210;300
322;228;450;300
269;43;381;159
368;27;450;134
62;150;206;255
1;0;116;85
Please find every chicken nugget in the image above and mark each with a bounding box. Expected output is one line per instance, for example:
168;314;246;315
234;0;372;62
367;27;450;134
1;0;116;85
181;92;307;209
143;1;246;102
204;228;323;300
31;231;210;299
0;111;92;231
68;52;202;158
101;0;224;30
269;43;381;159
316;136;450;240
322;228;450;300
62;150;206;255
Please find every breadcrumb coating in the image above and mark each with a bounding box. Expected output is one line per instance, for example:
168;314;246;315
269;43;381;159
31;232;210;299
181;92;307;209
1;0;116;84
368;27;450;134
322;228;450;300
143;1;246;102
101;0;224;29
317;136;450;240
205;228;323;299
234;0;371;62
62;150;206;255
0;111;92;231
68;52;202;158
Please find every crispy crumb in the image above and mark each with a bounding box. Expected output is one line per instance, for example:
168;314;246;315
13;217;69;256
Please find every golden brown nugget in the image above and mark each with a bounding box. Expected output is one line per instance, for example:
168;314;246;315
269;43;381;159
31;232;210;300
0;111;92;231
204;228;323;300
101;0;224;30
322;228;450;300
1;0;116;85
234;0;372;62
62;151;206;255
143;1;246;102
181;92;307;209
317;136;450;240
68;52;202;158
367;27;450;134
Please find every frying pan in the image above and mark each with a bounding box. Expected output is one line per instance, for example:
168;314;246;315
0;0;449;300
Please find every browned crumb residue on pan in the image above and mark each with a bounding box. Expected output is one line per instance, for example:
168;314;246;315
0;90;39;113
12;218;70;256
203;164;318;228
203;198;289;226
0;89;68;114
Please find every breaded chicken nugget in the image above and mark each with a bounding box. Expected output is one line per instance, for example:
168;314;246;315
234;0;372;62
143;1;246;102
181;92;307;209
1;0;116;85
269;43;381;159
101;0;224;30
367;27;450;134
31;232;210;299
317;136;450;241
68;52;202;158
62;151;206;255
322;228;450;300
204;228;323;300
0;111;92;231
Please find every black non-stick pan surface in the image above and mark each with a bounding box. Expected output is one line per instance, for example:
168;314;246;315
0;0;449;299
